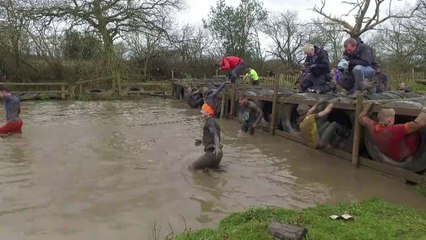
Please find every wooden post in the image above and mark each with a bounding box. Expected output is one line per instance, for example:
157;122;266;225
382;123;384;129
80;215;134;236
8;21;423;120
352;93;364;167
220;88;226;119
215;69;219;79
411;68;415;83
61;84;65;100
171;70;174;80
270;75;281;135
229;84;237;117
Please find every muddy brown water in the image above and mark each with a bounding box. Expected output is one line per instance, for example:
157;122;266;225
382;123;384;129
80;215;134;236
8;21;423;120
0;99;425;239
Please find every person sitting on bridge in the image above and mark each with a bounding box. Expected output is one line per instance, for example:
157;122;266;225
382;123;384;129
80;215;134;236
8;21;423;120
297;99;344;149
359;103;426;163
184;86;204;108
195;82;226;117
242;67;260;85
217;56;245;84
0;86;23;136
300;44;334;94
338;38;379;96
190;103;223;170
238;94;263;135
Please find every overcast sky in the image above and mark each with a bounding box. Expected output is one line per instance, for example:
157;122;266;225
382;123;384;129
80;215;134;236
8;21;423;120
176;0;412;26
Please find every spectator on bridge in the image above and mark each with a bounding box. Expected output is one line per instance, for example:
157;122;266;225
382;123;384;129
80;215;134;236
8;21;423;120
359;103;426;162
242;67;260;85
238;94;263;135
300;44;334;94
297;99;345;149
0;86;23;136
338;38;379;96
217;56;245;84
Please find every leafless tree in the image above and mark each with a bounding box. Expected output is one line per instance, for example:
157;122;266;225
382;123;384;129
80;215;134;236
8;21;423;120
262;11;306;66
37;0;183;90
313;0;420;38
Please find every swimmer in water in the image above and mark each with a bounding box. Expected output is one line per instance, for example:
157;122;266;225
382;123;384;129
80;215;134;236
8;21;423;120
0;85;23;136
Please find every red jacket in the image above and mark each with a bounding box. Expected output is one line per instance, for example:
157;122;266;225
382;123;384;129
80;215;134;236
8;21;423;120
219;56;244;71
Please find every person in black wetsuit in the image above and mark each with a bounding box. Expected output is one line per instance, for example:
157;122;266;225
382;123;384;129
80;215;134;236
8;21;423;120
184;87;203;108
238;94;263;135
194;82;226;116
190;103;223;170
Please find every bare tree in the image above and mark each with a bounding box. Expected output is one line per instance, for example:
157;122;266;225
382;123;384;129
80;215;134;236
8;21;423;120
307;19;345;65
313;0;419;38
38;0;183;91
126;29;166;80
262;11;305;66
0;0;31;75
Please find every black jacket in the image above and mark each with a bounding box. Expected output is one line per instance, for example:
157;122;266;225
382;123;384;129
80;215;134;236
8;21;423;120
304;46;330;77
343;40;378;72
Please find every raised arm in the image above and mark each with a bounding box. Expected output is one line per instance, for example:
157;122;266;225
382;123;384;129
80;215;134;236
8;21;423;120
358;102;374;127
406;107;426;134
317;103;334;118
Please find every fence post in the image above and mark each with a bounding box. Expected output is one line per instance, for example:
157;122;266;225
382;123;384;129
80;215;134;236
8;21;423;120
171;70;174;80
270;74;281;135
352;93;364;167
220;88;226;119
61;84;66;100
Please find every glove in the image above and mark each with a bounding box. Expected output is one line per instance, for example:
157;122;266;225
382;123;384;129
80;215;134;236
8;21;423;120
337;59;349;71
194;139;202;146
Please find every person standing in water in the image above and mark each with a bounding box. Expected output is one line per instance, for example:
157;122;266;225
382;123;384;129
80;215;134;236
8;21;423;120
190;103;223;170
0;86;23;135
238;94;263;135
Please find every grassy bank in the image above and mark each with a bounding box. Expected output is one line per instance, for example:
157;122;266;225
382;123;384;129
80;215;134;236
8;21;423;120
176;199;426;240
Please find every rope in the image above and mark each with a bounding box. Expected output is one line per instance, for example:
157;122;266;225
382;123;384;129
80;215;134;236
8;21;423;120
130;117;200;127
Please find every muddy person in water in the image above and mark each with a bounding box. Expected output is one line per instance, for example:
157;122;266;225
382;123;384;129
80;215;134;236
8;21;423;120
238;94;263;135
0;85;23;136
190;103;223;170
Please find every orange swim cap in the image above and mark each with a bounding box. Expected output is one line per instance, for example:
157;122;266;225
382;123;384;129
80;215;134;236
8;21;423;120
201;103;215;116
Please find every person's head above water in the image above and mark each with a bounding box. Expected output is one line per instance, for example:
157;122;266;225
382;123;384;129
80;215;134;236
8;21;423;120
378;108;396;126
296;104;310;117
201;103;215;118
0;85;11;98
238;93;248;105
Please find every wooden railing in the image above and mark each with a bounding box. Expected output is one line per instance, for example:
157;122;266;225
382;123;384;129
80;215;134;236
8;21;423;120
0;82;69;99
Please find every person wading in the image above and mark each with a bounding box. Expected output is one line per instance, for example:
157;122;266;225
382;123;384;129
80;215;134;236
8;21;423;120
238;94;263;135
0;86;23;136
190;103;223;170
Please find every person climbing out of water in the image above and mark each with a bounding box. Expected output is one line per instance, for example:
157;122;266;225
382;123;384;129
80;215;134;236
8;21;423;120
184;86;204;108
190;103;223;170
242;67;260;85
0;85;23;136
217;56;245;84
359;103;426;163
238;94;263;135
194;82;226;117
298;99;346;149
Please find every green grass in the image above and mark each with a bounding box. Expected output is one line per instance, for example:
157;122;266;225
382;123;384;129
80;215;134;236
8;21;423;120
175;199;426;240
